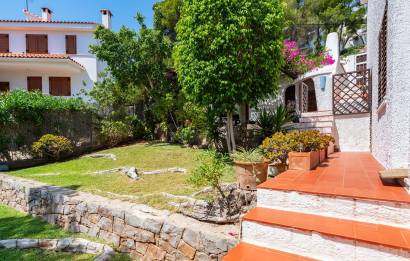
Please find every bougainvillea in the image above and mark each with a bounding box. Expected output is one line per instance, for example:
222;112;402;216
283;40;335;78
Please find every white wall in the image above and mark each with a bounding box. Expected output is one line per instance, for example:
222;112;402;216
368;0;410;169
334;114;370;152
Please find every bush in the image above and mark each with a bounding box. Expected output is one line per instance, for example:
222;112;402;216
320;134;336;149
288;130;322;152
32;134;73;160
256;105;292;139
231;147;265;163
126;116;148;139
101;120;132;147
175;126;196;145
261;132;293;163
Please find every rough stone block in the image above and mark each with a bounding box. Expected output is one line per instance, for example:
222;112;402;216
178;240;196;259
123;225;155;243
125;212;163;234
119;238;135;253
39;239;57;250
135;241;149;255
17;239;39;249
99;230;120;247
143;244;166;261
160;221;184;248
113;217;125;234
98;217;113;232
0;239;17;249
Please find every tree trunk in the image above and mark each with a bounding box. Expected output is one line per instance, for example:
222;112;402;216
227;112;236;152
225;113;232;153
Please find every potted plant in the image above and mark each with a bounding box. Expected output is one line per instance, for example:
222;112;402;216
321;134;336;157
260;132;290;177
231;148;269;190
287;130;321;171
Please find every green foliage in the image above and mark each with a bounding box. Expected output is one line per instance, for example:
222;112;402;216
175;126;195;145
174;0;285;115
31;134;74;160
261;132;293;163
189;150;228;191
100;120;132;147
256;105;293;138
153;0;182;41
0;90;92;125
126;115;149;139
320;133;336;149
286;130;323;152
283;0;366;52
231;147;265;163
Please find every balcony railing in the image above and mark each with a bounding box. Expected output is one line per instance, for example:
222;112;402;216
332;69;371;115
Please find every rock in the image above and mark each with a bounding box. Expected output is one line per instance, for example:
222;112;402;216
124;167;139;180
182;228;200;249
178;240;196;259
113;217;125;234
84;154;117;161
86;241;105;254
160;221;184;248
143;244;166;261
135;241;149;255
99;230;120;247
119;238;135;253
97;217;113;232
67;238;89;253
39;239;57;250
195;251;216;261
56;238;73;250
125;212;164;234
123;225;155;243
17;239;39;249
0;239;17;248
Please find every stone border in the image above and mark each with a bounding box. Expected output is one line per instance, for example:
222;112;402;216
0;174;238;260
0;238;114;261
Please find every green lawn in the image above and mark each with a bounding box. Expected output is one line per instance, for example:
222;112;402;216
6;143;235;210
0;204;131;261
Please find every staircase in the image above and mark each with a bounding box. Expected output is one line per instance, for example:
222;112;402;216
290;110;334;135
224;153;410;261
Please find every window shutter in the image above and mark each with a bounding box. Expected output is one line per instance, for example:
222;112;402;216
65;35;77;54
27;77;42;92
26;34;48;54
0;34;9;53
49;77;71;96
0;82;10;92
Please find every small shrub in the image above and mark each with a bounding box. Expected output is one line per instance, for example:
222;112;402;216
101;120;132;147
231;147;265;163
288;130;322;152
175;126;196;145
32;134;73;160
320;134;336;149
256;105;293;138
261;132;293;163
189;150;228;193
126;116;148;139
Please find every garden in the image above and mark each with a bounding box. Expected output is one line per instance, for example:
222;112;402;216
0;0;366;259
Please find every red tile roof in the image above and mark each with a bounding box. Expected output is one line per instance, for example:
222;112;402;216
0;53;84;68
0;19;97;25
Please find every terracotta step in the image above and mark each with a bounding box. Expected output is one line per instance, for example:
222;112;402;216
241;208;410;260
223;242;317;261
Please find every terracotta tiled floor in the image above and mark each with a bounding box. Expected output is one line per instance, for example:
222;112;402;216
243;208;410;251
223;242;317;261
258;152;410;203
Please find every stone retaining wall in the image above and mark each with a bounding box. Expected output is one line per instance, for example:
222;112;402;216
0;174;238;260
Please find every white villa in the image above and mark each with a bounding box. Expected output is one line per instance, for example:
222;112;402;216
0;7;112;96
225;0;410;260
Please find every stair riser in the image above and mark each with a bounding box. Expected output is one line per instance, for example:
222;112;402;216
296;122;334;128
242;221;410;261
301;111;333;117
257;189;410;229
299;116;334;123
290;126;333;134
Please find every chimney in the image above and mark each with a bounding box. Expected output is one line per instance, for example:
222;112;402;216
41;7;52;22
100;9;113;29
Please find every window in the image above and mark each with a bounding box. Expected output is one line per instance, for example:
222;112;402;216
0;82;9;92
26;34;48;54
27;77;42;92
49;77;71;96
378;5;387;106
65;35;77;54
0;34;9;53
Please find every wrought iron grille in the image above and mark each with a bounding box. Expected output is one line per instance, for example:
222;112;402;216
378;5;388;106
332;69;371;115
301;82;309;113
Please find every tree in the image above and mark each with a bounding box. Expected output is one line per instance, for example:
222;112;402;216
283;0;366;52
174;0;284;153
153;0;182;41
90;15;174;127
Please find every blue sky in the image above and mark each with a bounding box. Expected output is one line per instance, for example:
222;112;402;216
0;0;160;31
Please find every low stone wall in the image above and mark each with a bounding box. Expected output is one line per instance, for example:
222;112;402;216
0;238;115;261
0;174;238;260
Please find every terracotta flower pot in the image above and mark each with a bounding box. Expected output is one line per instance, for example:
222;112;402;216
235;160;269;190
327;142;335;155
288;151;320;171
319;149;326;163
268;163;288;178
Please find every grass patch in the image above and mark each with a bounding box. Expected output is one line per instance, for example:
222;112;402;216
0;249;94;261
6;143;235;210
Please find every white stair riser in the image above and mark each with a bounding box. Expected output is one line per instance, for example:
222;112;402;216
257;189;410;229
299;116;334;123
291;126;333;134
242;221;410;261
301;111;333;117
296;121;334;128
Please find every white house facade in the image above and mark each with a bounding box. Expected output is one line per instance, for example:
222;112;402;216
0;8;112;97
